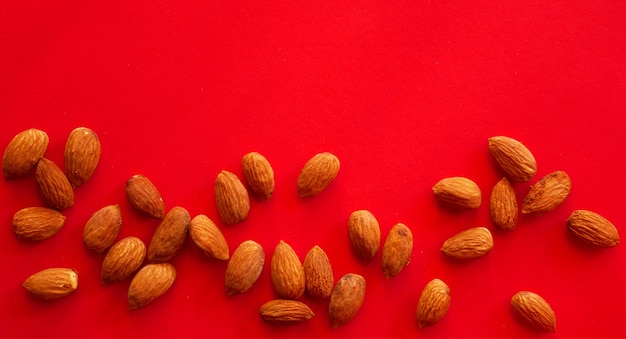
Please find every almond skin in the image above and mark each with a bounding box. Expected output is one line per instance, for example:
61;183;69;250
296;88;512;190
382;223;413;279
441;227;494;260
102;236;146;284
328;273;366;329
23;268;78;300
2;128;49;180
303;245;334;299
511;291;556;332
488;136;537;182
215;170;250;225
147;206;190;263
83;204;122;254
259;299;315;325
242;152;275;201
225;240;265;296
64;127;101;188
271;240;306;300
432;177;481;209
416;278;451;328
348;210;381;262
13;207;66;241
35;158;74;210
189;214;229;260
128;263;176;310
490;177;518;231
567;210;620;247
297;152;340;198
125;174;165;219
522;170;571;215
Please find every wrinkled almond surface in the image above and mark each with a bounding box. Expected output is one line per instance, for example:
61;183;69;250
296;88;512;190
242;152;274;201
225;240;265;296
328;273;366;329
432;177;481;209
259;299;315;325
64;127;101;188
416;278;451;328
2;128;49;180
348;210;381;262
189;214;229;260
522;170;571;215
511;291;556;332
215;170;250;225
13;207;66;241
441;227;493;260
490;177;518;231
125;174;165;219
382;223;413;279
23;267;78;300
488;136;537;182
83;204;122;254
35;158;74;210
297;152;340;198
567;210;620;247
303;245;334;299
102;236;146;284
128;263;176;310
271;240;305;300
147;206;190;263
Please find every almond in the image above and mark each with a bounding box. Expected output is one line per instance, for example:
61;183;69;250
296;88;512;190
432;177;481;209
297;152;340;198
348;210;381;262
189;214;229;260
215;170;250;225
259;299;315;325
128;263;176;309
488;136;537;182
382;223;413;279
416;278;451;328
2;128;49;180
242;152;274;201
567;210;620;247
35;158;74;210
23;267;78;300
225;240;265;296
13;207;66;241
328;273;366;329
147;206;190;263
303;245;333;299
83;204;122;254
490;177;518;231
102;236;146;284
511;291;556;332
271;240;305;300
441;227;493;260
522;170;571;215
125;174;165;219
64;127;101;188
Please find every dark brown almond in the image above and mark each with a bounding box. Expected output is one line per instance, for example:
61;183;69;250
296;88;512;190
128;263;176;309
328;273;366;329
13;207;66;241
83;204;122;254
490;177;519;231
125;174;165;219
23;268;78;300
225;240;265;296
189;214;229;260
381;223;414;278
416;278;451;328
35;158;74;210
297;152;340;198
242;152;275;201
522;170;571;215
102;236;147;284
64;127;101;188
567;210;620;247
303;245;334;299
271;240;305;300
215;170;250;225
348;210;381;262
3;128;49;180
259;299;315;325
147;206;190;263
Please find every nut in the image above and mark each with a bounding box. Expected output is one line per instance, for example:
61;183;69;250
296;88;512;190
303;245;334;299
215;170;250;225
225;240;265;296
83;204;122;254
490;177;518;231
348;210;381;262
35;158;74;210
567;210;619;247
488;136;537;182
297;152;340;198
242;152;274;201
128;263;176;309
2;128;49;180
432;177;481;209
271;240;305;300
23;267;78;300
13;207;66;241
522;170;571;215
64;127;101;188
147;206;190;263
125;174;165;219
416;278;451;328
381;223;413;279
328;273;366;329
102;236;147;284
259;299;315;325
511;291;556;332
189;214;229;260
441;227;494;260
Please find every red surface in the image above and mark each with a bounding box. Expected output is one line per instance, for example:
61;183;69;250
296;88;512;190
1;1;626;338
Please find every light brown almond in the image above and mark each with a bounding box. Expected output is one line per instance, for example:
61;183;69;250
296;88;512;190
225;240;265;296
242;152;274;201
382;223;413;279
2;128;49;180
416;278;451;328
13;207;66;241
83;204;122;254
215;170;250;225
147;206;190;263
348;210;381;262
23;267;78;300
490;177;518;231
297;152;340;198
125;174;165;219
128;263;176;310
328;273;366;329
567;210;620;247
64;127;101;188
522;170;571;215
303;245;333;299
511;291;556;332
102;236;146;284
35;158;74;210
271;240;305;300
432;177;481;209
259;299;315;325
189;214;229;260
488;136;537;182
441;227;493;260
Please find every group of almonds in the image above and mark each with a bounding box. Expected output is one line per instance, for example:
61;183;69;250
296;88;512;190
4;128;621;332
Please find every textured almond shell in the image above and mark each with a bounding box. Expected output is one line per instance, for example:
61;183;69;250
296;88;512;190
35;158;75;210
303;245;334;299
567;210;619;247
297;152;340;198
64;127;101;188
13;207;66;241
2;128;49;180
416;278;451;328
328;273;366;329
225;240;265;296
125;174;165;219
23;268;78;300
83;204;122;254
511;291;556;332
381;223;413;278
189;214;229;260
102;236;146;284
432;177;481;209
271;240;306;300
488;136;537;182
242;152;275;201
490;177;519;231
147;206;190;263
348;210;381;262
215;170;250;225
128;263;176;310
522;171;571;215
441;227;494;260
259;299;315;325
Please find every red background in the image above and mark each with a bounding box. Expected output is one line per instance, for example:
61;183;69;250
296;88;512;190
1;1;625;338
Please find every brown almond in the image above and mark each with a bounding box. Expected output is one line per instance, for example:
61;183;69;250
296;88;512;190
13;207;66;241
189;214;229;260
125;174;165;219
83;204;122;254
147;206;190;263
128;263;176;309
441;227;493;260
348;210;381;262
488;136;537;182
432;177;481;209
522;170;571;215
511;291;556;332
328;273;366;329
64;127;101;188
242;152;274;201
35;158;74;210
416;278;451;328
102;236;146;284
490;177;518;231
271;240;305;300
303;245;334;299
2;128;49;180
225;240;265;296
23;268;78;300
567;210;620;247
215;170;250;225
297;152;340;198
382;223;414;279
259;299;315;325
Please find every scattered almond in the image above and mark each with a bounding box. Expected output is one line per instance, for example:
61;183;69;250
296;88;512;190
64;127;101;188
242;152;274;201
567;210;620;247
382;223;413;278
441;227;493;260
215;170;250;225
147;206;190;263
432;177;481;209
189;214;229;260
23;267;78;300
328;273;366;329
297;152;340;198
35;158;74;210
522;170;571;215
271;240;305;300
490;177;518;231
259;299;315;325
102;236;146;284
2;128;49;180
13;207;66;241
128;263;176;310
83;204;122;254
125;174;165;219
511;291;556;332
416;278;451;328
488;136;537;182
225;240;265;296
303;245;334;299
348;210;380;262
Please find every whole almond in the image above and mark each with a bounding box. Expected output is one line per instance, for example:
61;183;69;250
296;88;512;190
102;236;146;284
441;227;493;260
303;245;334;299
328;273;366;329
432;177;481;209
511;291;556;332
242;152;274;201
2;128;49;180
567;210;620;247
83;204;122;254
522;170;571;215
490;177;518;231
13;207;66;241
125;174;165;219
348;210;381;262
147;206;190;263
259;299;315;325
416;278;451;328
189;214;229;260
128;263;176;309
64;127;101;188
488;136;537;182
35;158;74;210
23;268;78;300
271;240;306;300
381;223;414;279
225;240;265;296
215;170;250;225
297;152;340;198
